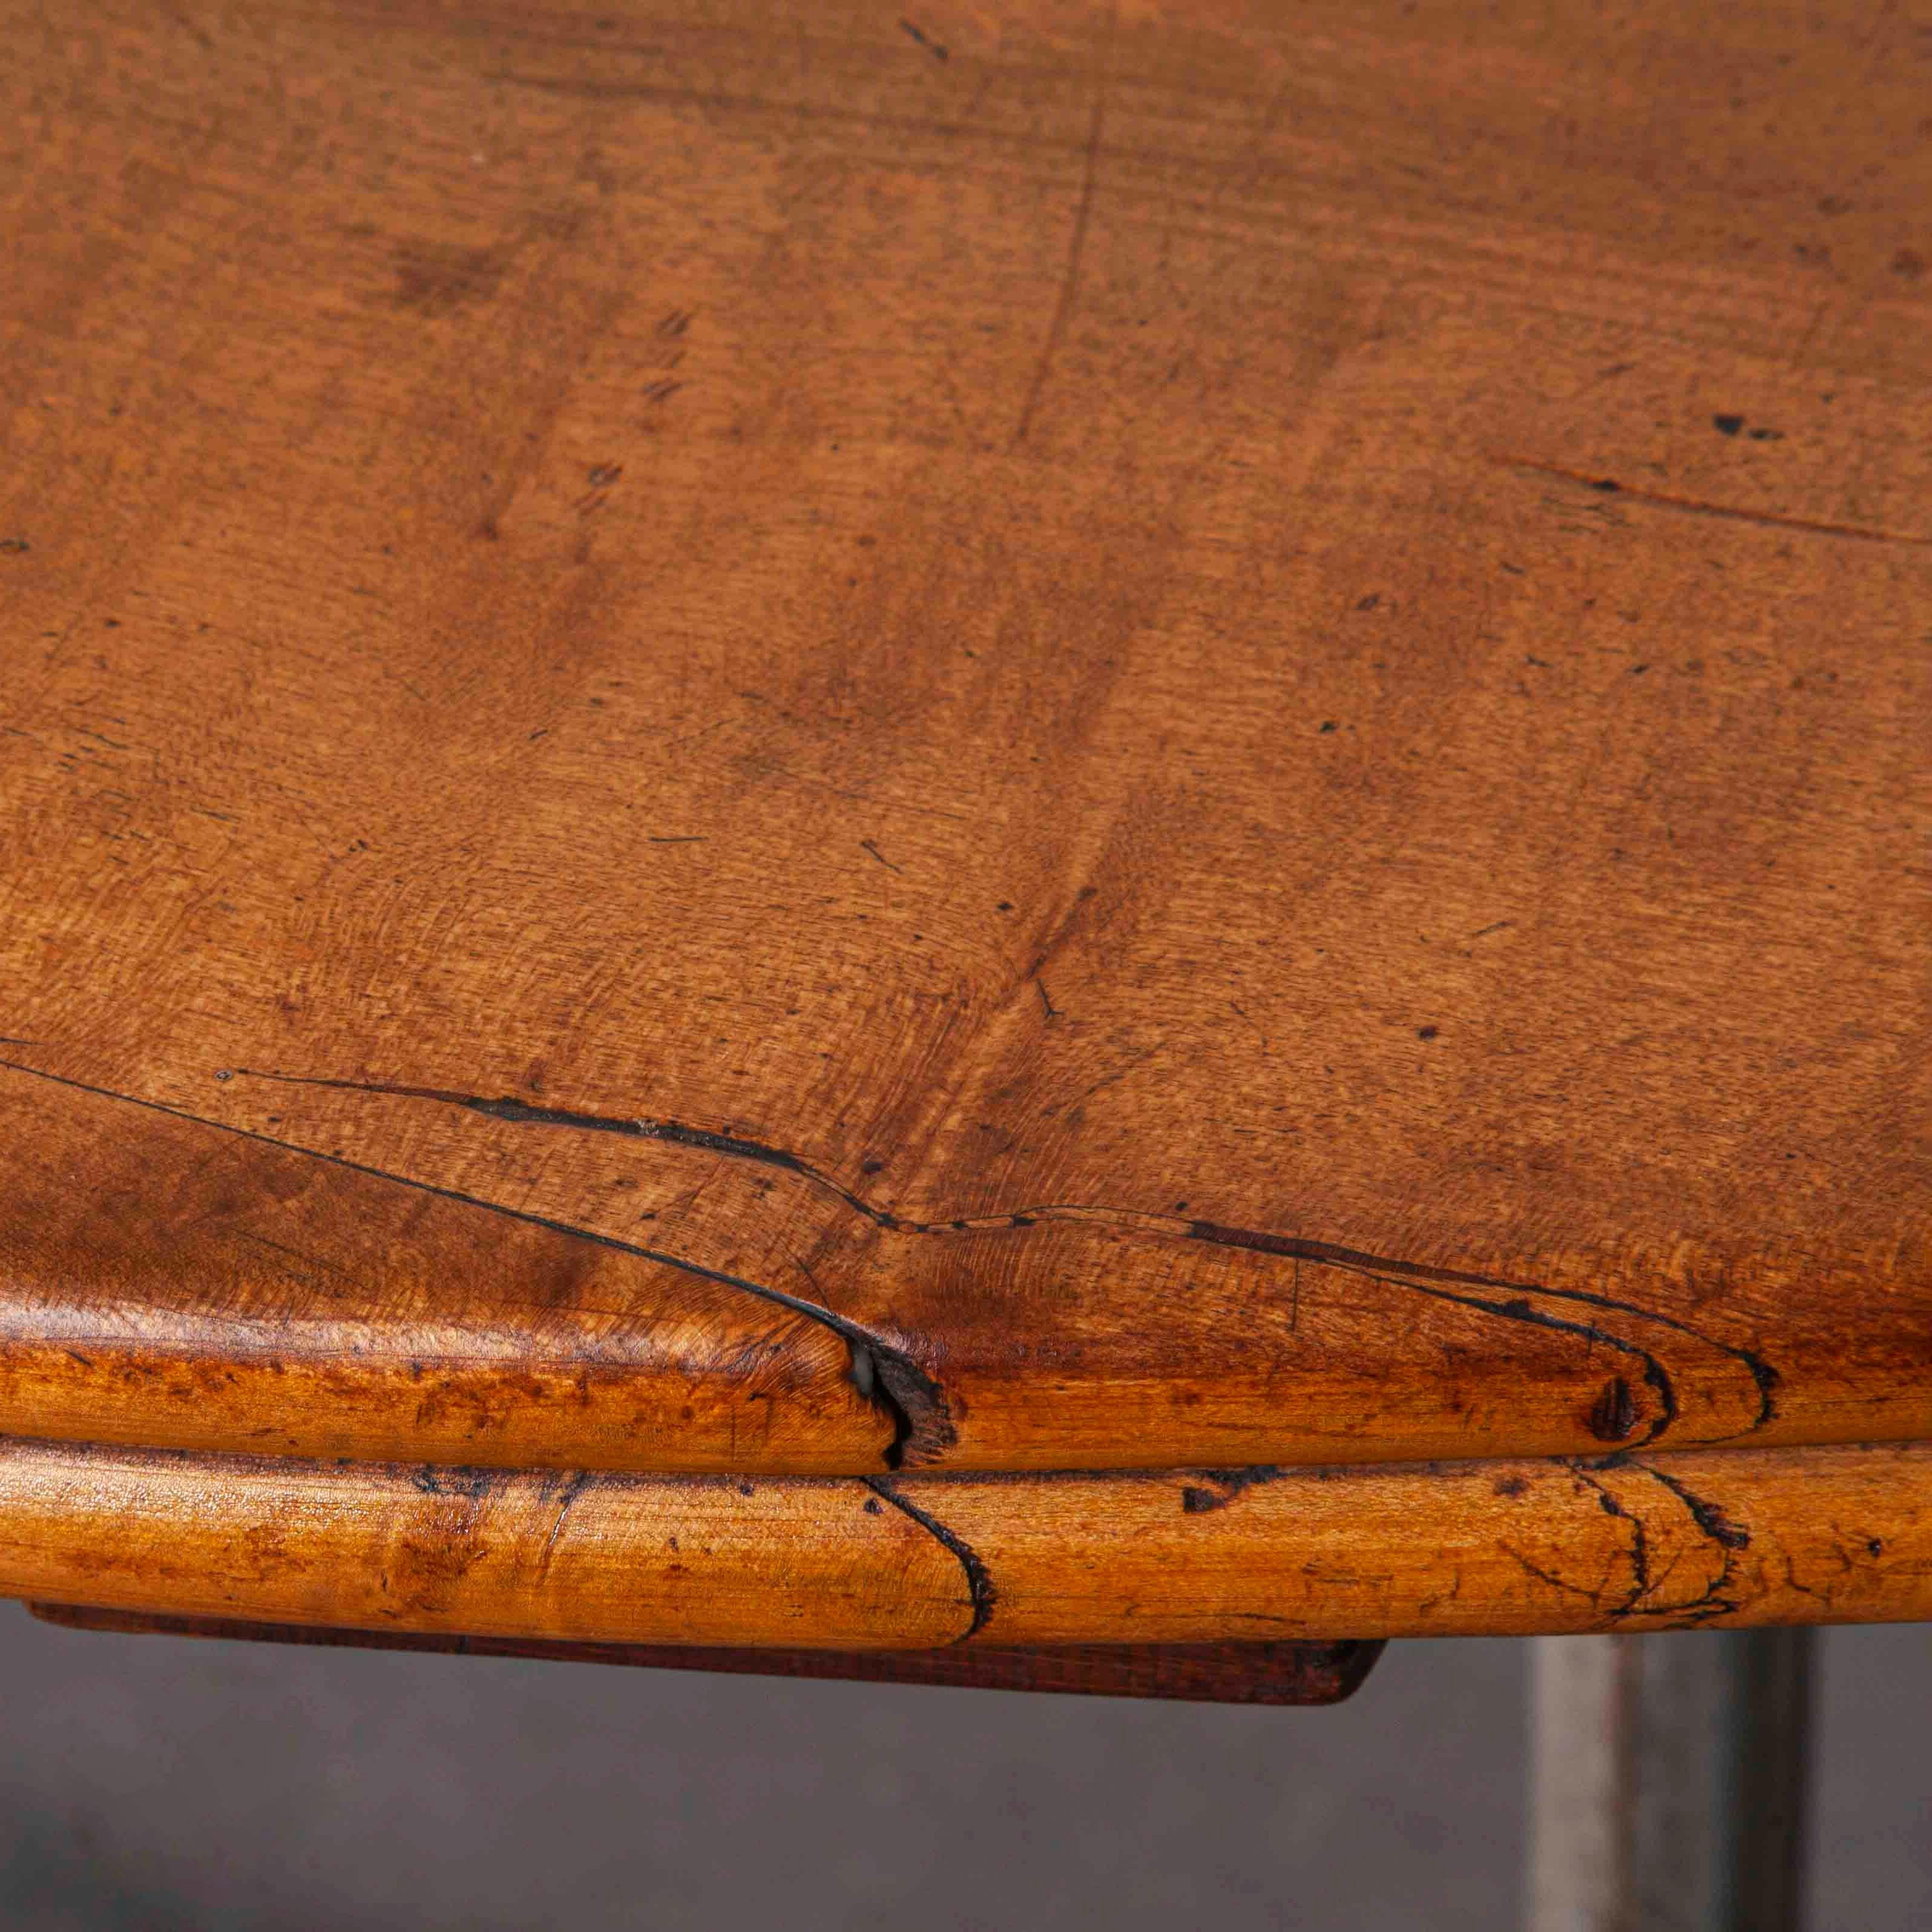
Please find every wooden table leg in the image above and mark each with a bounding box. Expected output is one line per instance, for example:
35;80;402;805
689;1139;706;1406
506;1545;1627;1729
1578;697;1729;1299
1528;1630;1813;1931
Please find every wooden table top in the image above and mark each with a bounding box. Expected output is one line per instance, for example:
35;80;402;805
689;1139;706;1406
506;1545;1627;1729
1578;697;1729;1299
2;0;1927;1657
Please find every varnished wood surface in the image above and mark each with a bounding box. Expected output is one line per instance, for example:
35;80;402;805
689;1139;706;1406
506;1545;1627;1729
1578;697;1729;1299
1;1439;1925;1645
2;0;1930;1506
28;1606;1386;1706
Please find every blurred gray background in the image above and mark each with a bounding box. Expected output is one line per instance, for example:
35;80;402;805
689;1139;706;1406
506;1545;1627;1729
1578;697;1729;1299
0;1614;1922;1929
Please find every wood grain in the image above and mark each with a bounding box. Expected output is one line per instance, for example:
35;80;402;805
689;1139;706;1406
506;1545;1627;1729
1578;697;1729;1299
2;1;1928;1506
1;1439;1925;1644
27;1606;1387;1706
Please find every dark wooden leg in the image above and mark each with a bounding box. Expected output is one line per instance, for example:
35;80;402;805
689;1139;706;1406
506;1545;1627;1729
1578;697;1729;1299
1529;1630;1814;1932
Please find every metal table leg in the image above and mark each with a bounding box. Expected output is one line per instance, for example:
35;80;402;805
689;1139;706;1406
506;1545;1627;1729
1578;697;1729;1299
1527;1629;1814;1932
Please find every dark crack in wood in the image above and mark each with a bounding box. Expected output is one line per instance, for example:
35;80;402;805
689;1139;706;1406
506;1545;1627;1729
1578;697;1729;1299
235;1070;1779;1448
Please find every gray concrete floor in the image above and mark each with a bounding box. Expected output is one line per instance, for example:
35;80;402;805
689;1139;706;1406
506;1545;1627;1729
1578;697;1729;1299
0;1615;1921;1928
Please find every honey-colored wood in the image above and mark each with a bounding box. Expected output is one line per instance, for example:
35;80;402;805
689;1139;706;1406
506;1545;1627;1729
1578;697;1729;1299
2;0;1929;1644
0;1439;1924;1646
27;1606;1387;1706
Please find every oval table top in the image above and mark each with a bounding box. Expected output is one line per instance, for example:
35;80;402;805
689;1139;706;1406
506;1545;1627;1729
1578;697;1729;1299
1;0;1927;1661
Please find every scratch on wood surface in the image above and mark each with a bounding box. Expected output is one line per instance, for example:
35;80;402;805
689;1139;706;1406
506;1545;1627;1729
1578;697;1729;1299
1500;457;1931;547
536;1468;591;1579
1013;32;1110;445
898;19;948;61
